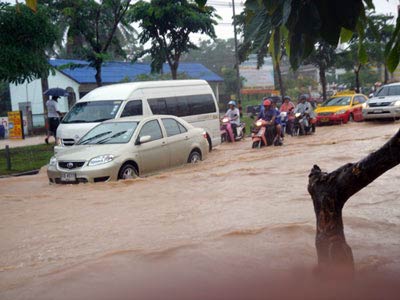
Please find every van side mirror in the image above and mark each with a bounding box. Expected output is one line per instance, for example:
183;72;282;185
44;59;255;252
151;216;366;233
135;135;151;145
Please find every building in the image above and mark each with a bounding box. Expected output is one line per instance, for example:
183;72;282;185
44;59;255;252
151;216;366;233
9;59;223;127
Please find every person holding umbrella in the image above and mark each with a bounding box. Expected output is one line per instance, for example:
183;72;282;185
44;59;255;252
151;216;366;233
45;95;62;144
43;88;68;144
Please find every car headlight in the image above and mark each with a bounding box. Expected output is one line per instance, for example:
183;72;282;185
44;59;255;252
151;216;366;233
391;100;400;107
88;154;115;166
49;156;57;166
55;138;62;146
362;103;368;108
335;109;347;115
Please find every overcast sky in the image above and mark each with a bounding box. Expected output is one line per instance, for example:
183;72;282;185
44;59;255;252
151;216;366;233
211;0;399;39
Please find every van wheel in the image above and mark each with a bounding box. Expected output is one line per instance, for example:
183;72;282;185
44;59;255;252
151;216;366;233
118;163;138;180
188;150;201;164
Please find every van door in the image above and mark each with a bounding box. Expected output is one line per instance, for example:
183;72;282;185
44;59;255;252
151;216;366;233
161;118;190;166
136;119;169;174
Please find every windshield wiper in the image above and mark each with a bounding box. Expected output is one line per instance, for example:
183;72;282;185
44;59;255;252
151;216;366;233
91;118;111;122
63;120;88;123
96;130;128;144
78;131;112;145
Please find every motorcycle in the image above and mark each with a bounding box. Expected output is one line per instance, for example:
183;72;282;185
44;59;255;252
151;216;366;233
292;112;312;136
251;119;267;148
220;116;245;143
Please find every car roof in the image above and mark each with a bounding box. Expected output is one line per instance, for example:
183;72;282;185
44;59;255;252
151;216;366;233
102;115;193;128
381;82;400;87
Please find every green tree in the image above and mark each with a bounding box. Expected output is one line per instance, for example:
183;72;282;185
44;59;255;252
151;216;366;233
128;0;218;79
0;3;58;84
42;0;133;86
241;0;400;73
180;38;236;75
304;42;336;101
237;1;286;97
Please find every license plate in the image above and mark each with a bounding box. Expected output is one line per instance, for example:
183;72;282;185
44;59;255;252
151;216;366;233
321;117;330;122
374;109;383;113
61;172;76;182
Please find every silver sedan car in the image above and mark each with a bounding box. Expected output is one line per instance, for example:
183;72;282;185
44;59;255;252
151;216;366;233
47;115;209;183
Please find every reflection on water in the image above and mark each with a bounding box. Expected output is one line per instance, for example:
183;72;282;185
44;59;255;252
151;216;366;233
0;122;399;299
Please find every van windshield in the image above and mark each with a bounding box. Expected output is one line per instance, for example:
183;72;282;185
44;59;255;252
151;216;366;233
62;100;122;124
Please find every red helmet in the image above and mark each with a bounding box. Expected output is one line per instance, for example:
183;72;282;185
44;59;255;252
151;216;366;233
263;99;271;106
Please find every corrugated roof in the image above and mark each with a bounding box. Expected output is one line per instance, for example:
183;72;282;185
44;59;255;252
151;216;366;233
49;59;223;83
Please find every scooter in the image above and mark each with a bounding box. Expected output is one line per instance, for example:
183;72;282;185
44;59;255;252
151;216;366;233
292;112;312;136
220;117;246;143
251;119;268;148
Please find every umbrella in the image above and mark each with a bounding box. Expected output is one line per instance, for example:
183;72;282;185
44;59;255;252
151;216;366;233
44;87;69;97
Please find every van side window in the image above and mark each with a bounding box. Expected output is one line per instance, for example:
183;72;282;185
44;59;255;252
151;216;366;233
148;94;216;117
139;120;163;142
148;98;167;114
188;94;216;115
162;118;188;137
120;100;143;117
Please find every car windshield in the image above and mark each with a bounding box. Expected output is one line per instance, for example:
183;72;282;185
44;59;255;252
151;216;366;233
321;96;351;107
77;121;138;145
62;100;122;124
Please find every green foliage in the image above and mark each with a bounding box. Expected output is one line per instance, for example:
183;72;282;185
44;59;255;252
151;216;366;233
181;38;236;75
128;0;219;79
0;144;54;175
283;76;319;100
133;72;191;81
331;68;380;91
0;3;58;84
241;0;399;72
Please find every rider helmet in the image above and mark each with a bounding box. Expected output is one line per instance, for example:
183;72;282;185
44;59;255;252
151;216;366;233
283;96;291;101
299;94;307;101
263;99;272;106
228;100;236;106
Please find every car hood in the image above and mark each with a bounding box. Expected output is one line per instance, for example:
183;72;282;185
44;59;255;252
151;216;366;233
368;95;399;104
315;106;350;113
55;144;130;161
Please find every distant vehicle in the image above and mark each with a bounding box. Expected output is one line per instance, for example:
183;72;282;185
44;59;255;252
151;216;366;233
363;82;400;121
315;93;367;125
47;115;209;184
55;80;220;153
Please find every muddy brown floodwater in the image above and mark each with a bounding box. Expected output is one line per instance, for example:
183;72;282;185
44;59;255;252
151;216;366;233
1;122;400;300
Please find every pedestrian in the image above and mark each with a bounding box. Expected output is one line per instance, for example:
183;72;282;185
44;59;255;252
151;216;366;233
45;96;62;144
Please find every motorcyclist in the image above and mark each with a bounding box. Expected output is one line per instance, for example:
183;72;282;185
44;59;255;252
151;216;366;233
294;94;317;133
224;100;240;138
257;98;282;145
280;96;295;134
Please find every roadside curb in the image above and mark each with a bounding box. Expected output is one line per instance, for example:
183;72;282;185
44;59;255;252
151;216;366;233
0;169;40;179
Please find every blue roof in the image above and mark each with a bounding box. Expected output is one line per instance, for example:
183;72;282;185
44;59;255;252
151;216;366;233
49;59;223;84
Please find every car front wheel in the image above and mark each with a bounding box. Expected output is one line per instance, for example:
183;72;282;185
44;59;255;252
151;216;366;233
118;163;138;180
188;150;201;164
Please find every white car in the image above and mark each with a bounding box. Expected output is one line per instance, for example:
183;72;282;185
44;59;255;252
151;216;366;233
363;83;400;120
47;115;208;183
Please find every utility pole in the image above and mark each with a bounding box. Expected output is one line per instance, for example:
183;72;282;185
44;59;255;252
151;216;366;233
232;0;242;115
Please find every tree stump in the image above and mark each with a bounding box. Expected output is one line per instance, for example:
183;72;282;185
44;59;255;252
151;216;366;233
308;129;400;275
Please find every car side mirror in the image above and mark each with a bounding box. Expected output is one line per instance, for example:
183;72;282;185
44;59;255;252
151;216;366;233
353;101;359;105
135;135;151;145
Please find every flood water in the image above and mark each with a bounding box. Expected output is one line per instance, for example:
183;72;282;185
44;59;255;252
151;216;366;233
1;122;399;299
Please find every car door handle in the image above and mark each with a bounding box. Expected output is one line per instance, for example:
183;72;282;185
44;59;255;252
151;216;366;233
161;141;167;146
185;136;189;140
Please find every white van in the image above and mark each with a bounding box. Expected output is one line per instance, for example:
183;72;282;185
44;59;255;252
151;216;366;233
55;80;221;153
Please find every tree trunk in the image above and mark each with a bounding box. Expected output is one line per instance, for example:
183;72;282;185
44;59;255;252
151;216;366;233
171;65;178;80
275;60;285;98
95;60;102;87
308;129;400;276
319;66;327;101
41;76;49;129
354;64;361;93
384;64;389;84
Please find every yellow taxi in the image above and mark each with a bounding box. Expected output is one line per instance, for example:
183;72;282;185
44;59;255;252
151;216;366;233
315;92;367;125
